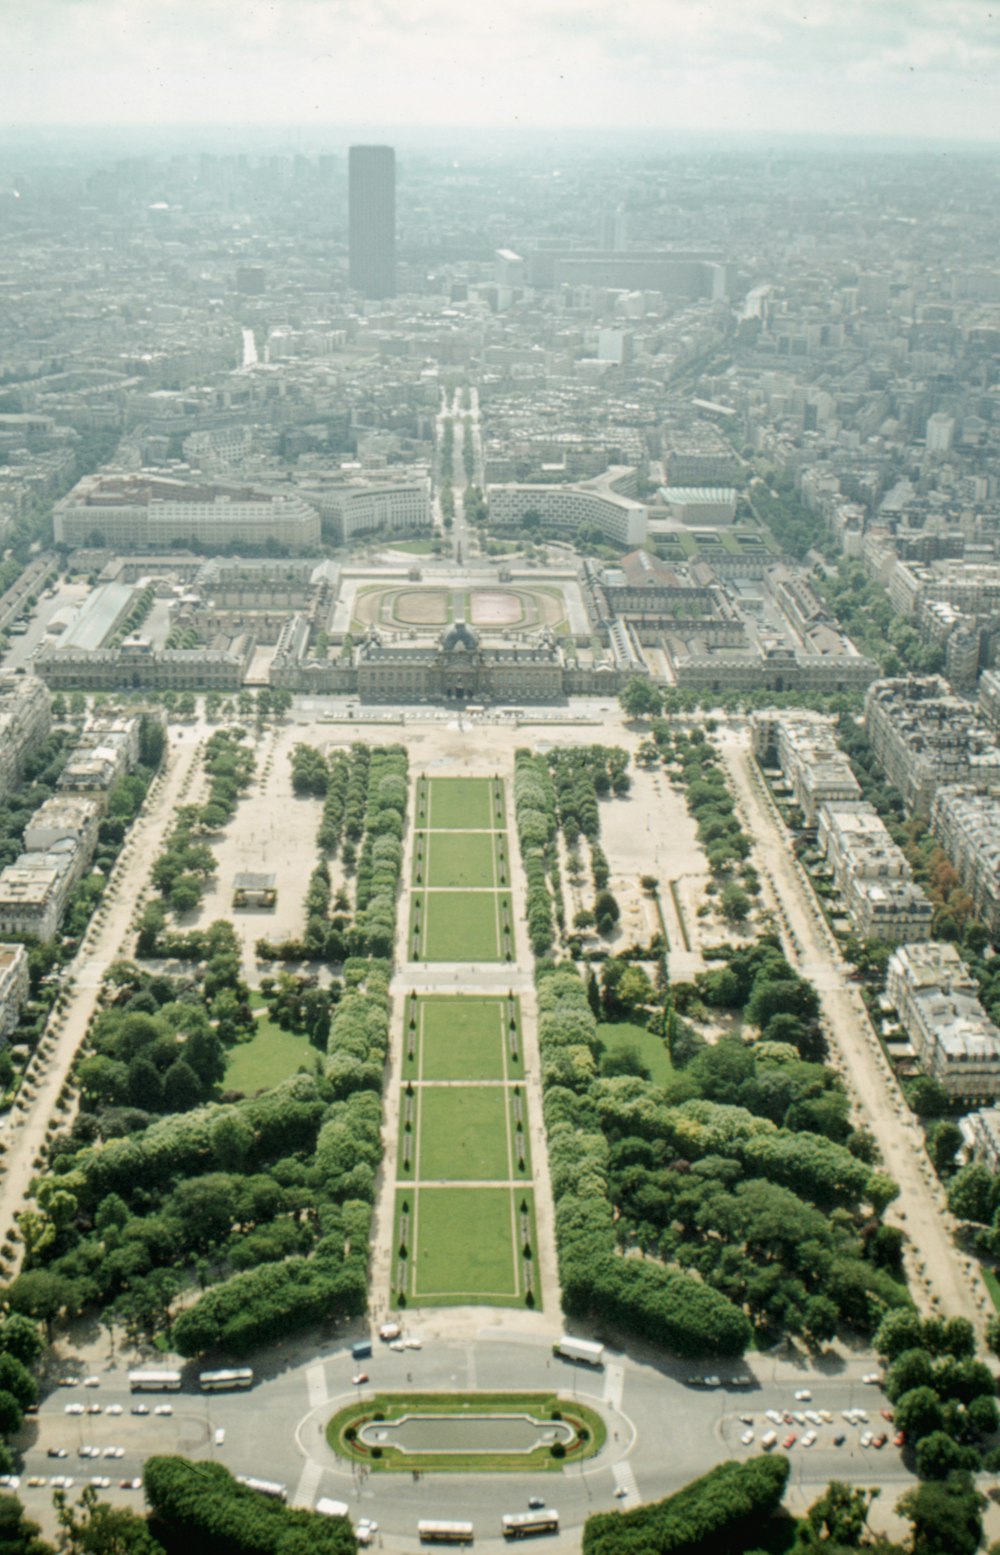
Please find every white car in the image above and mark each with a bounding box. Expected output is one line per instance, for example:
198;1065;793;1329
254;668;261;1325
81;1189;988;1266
404;1337;422;1350
862;1372;881;1385
89;1476;111;1490
49;1476;74;1489
860;1430;874;1448
105;1404;123;1417
78;1447;101;1460
792;1412;807;1426
154;1405;173;1416
214;1429;226;1447
765;1410;783;1426
740;1429;754;1446
794;1389;812;1401
64;1403;85;1416
853;1409;869;1423
82;1377;100;1389
104;1447;124;1459
57;1378;79;1388
131;1404;150;1416
819;1410;833;1424
389;1340;406;1352
801;1431;817;1448
0;1476;20;1492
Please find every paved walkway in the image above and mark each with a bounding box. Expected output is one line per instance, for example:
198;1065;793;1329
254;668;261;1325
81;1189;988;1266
0;729;206;1265
719;730;989;1335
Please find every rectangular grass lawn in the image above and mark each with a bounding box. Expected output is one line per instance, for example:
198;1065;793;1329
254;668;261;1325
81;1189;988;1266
415;830;499;889
428;777;499;830
417;1085;512;1180
410;1186;520;1300
224;1017;318;1093
411;890;508;961
596;1022;674;1085
418;996;515;1081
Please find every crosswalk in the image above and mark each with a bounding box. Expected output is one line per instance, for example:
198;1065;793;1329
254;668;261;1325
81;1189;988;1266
292;1458;324;1509
603;1363;624;1413
306;1362;328;1411
612;1459;639;1506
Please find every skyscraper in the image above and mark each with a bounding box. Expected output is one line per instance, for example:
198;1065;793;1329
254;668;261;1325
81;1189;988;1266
349;145;396;299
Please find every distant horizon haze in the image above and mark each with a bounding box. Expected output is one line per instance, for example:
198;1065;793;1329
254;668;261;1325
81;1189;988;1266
0;0;998;144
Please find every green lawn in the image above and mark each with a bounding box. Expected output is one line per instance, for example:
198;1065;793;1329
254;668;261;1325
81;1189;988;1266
223;1014;319;1094
409;890;512;962
596;1021;673;1086
417;1086;512;1180
413;830;500;888
389;539;436;555
414;996;520;1081
428;777;500;830
407;1186;522;1301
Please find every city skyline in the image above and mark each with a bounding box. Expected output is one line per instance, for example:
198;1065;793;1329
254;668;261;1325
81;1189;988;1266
0;0;998;142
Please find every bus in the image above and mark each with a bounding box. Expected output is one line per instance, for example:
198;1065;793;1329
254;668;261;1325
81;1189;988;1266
199;1368;253;1392
417;1521;474;1544
502;1511;560;1539
236;1475;287;1502
554;1336;605;1368
128;1369;182;1392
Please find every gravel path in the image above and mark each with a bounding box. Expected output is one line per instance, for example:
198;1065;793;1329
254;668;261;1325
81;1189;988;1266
0;729;205;1267
718;728;989;1335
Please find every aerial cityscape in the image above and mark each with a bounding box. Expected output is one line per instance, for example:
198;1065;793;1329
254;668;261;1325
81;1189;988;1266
1;6;1000;1555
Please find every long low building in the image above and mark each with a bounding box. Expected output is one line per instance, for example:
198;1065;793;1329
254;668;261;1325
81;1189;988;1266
487;472;647;548
54;472;320;553
0;943;29;1040
886;941;1000;1101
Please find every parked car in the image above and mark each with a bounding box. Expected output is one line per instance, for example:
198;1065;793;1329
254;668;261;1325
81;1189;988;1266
740;1429;754;1446
782;1433;797;1449
794;1389;812;1401
352;1373;369;1386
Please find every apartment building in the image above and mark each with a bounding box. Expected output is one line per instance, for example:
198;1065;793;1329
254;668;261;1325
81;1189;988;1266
24;795;101;885
886;941;1000;1101
864;676;1000;817
0;675;52;805
751;709;861;824
0;852;78;942
817;801;932;944
0;943;29;1040
931;785;1000;942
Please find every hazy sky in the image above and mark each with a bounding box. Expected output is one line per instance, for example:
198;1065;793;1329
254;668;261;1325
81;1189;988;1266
2;0;999;141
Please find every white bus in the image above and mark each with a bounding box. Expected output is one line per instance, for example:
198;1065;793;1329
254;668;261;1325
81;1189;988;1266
418;1521;474;1544
236;1475;287;1502
502;1510;559;1539
128;1369;182;1392
315;1498;350;1518
199;1368;253;1391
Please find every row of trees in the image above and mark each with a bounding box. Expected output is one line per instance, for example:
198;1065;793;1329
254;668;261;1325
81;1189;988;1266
138;729;255;944
514;751;560;955
538;961;753;1357
874;1309;1000;1481
144;1456;355;1555
583;1454;788;1555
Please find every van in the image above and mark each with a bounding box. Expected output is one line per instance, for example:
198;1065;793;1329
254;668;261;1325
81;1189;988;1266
761;1430;777;1450
351;1341;373;1361
378;1322;401;1342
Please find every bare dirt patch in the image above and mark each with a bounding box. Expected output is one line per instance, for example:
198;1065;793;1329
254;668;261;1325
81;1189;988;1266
469;590;526;627
392;589;450;626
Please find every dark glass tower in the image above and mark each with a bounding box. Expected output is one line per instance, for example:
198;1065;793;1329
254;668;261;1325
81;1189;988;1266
348;145;396;299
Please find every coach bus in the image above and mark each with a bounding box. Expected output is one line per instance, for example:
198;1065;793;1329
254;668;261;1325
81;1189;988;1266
199;1368;254;1392
417;1520;474;1544
128;1369;182;1392
236;1475;287;1502
501;1511;559;1539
